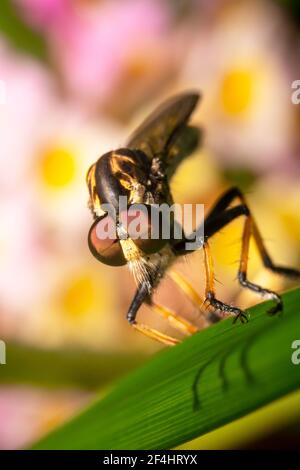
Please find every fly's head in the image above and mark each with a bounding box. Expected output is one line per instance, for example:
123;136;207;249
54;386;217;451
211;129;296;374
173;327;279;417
86;148;174;291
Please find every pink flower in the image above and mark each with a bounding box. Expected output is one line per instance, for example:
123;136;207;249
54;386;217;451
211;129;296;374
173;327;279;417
0;387;86;449
181;0;299;174
13;0;68;30
0;41;54;191
15;0;175;111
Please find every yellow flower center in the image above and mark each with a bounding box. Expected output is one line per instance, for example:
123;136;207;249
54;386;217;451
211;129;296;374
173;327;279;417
125;55;151;80
39;146;76;189
60;274;97;318
221;68;254;116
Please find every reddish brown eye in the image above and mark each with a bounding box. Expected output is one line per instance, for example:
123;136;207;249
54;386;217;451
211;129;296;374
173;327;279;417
121;205;169;255
88;215;126;266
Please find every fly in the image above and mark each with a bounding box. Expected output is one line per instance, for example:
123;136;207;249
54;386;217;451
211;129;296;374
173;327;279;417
87;92;300;345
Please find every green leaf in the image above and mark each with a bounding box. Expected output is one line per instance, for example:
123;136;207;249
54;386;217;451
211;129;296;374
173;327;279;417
178;390;300;449
0;343;147;390
31;288;300;449
0;0;47;60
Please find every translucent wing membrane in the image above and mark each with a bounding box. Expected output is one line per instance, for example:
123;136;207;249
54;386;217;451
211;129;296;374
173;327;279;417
127;92;200;161
166;125;201;179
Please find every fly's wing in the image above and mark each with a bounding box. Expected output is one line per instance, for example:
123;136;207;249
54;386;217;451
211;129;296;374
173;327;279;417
127;92;200;162
166;125;201;179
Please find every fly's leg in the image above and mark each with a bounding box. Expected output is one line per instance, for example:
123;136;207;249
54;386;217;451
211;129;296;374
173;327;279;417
203;239;248;323
238;216;282;315
127;186;300;343
127;282;180;346
251;221;300;279
205;206;283;315
172;206;250;323
132;322;180;346
151;302;198;335
207;187;300;277
167;271;220;325
205;187;300;314
168;271;204;311
172;186;300;317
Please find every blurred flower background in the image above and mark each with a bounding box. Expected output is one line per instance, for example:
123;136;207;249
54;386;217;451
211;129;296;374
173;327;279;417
0;0;300;449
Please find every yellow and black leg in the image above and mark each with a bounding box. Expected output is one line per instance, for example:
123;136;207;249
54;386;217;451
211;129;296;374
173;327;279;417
127;282;180;346
151;301;198;335
127;275;202;344
173;203;250;321
206;187;300;313
206;187;300;276
168;271;204;311
203;239;249;323
174;186;300;317
127;186;300;344
238;216;281;315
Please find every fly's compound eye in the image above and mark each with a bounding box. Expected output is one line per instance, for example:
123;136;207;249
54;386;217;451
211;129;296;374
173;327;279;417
120;204;170;255
88;215;127;266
